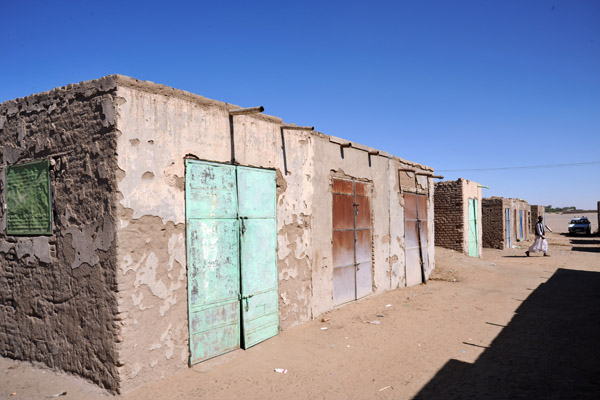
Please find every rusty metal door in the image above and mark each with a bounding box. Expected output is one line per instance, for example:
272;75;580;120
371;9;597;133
404;193;428;286
237;167;279;348
332;179;372;306
186;160;240;364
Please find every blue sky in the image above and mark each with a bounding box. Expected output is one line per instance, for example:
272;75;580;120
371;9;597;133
1;0;599;209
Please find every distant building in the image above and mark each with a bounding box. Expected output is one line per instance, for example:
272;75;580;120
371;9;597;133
434;178;483;257
482;197;530;249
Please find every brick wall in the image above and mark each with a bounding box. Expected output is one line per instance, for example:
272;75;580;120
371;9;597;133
434;180;464;251
482;197;505;249
0;78;120;391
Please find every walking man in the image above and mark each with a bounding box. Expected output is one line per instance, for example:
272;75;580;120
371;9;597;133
526;216;550;257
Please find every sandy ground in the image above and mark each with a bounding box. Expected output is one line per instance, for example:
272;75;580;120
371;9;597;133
2;231;599;400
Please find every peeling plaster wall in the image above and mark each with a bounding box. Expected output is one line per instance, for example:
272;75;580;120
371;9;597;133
114;82;315;392
0;77;120;391
112;76;435;391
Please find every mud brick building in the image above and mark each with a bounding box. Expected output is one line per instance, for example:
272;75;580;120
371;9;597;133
0;75;437;393
434;178;483;257
482;197;530;249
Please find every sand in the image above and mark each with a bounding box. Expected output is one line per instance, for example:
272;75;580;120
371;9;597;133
1;231;599;399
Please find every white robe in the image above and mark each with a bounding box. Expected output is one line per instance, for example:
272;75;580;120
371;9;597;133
529;235;548;253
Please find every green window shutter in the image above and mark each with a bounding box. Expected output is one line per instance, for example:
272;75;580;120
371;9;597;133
5;159;52;235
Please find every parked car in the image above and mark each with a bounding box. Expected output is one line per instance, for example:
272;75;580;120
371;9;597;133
568;217;592;235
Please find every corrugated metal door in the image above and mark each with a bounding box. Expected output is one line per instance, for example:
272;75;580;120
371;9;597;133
237;167;279;348
186;161;240;364
332;179;372;306
505;208;511;248
404;193;429;285
468;198;479;257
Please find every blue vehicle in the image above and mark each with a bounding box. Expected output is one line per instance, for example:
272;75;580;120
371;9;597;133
568;217;591;235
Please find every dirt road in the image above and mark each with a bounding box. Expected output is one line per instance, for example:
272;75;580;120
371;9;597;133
2;232;599;399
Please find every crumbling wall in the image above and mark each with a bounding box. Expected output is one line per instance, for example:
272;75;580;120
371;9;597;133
482;198;505;249
111;76;435;392
434;180;464;252
0;77;120;390
114;80;316;392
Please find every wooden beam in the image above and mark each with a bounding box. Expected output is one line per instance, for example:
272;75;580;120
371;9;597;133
281;125;314;131
229;106;264;116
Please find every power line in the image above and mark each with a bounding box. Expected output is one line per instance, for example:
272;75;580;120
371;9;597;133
437;161;600;172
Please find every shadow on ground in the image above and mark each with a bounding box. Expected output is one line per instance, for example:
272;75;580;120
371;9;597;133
570;239;600;245
412;269;600;399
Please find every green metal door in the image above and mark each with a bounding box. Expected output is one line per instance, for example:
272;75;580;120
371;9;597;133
186;161;278;363
237;167;279;348
468;198;479;257
186;160;240;364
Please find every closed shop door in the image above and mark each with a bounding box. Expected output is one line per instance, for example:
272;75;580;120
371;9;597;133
505;208;511;248
404;193;428;286
519;210;524;240
237;167;279;348
186;161;240;364
332;178;372;306
468;198;479;257
185;160;278;364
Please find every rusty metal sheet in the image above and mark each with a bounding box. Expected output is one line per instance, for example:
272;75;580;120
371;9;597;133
333;178;353;194
404;193;418;221
333;230;355;267
355;182;369;197
332;178;373;306
355;229;372;263
355;195;371;229
416;194;428;219
333;265;356;305
332;194;355;230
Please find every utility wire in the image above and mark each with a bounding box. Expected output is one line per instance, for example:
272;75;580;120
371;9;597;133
437;161;600;172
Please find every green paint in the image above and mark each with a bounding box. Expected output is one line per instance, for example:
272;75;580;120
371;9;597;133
468;198;479;257
186;161;240;364
6;160;52;235
237;167;278;348
185;160;278;364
